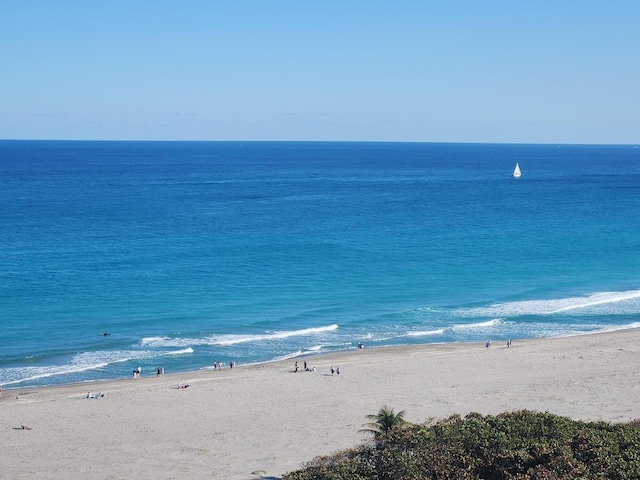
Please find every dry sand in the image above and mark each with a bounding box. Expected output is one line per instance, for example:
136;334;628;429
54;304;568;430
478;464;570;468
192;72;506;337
2;329;640;479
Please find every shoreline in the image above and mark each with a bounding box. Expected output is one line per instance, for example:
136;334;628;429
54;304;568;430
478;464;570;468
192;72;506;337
3;329;640;479
1;328;630;394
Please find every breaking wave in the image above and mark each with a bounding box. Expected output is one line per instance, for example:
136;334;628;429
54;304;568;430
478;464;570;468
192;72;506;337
140;324;339;348
456;290;640;318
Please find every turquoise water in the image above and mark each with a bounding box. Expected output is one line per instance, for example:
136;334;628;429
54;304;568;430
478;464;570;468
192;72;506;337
2;141;640;388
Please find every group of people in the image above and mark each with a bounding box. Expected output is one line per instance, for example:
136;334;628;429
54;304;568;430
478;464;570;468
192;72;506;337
293;361;339;375
127;361;236;379
485;339;513;349
131;366;168;377
294;361;318;373
86;392;106;399
213;361;235;370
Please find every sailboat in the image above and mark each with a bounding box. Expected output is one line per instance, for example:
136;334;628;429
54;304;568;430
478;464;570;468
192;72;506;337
512;163;521;178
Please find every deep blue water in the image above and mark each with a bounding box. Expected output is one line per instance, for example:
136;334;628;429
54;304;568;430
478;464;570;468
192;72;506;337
2;141;640;388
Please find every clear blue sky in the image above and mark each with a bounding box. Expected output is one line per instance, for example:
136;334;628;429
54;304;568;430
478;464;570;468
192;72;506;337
1;1;638;143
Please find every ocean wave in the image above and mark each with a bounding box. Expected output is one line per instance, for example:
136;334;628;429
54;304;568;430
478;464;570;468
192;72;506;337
547;291;640;314
457;321;640;342
165;347;194;355
450;319;503;330
140;336;168;347
590;321;640;335
140;324;339;348
0;350;135;386
271;350;305;362
405;329;446;337
457;290;640;318
0;347;195;387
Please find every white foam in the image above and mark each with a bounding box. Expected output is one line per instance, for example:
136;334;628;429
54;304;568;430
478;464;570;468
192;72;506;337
140;336;168;347
406;329;445;337
271;350;305;362
0;347;196;387
548;291;640;314
140;324;339;348
451;319;503;330
165;347;194;355
589;321;640;335
0;350;137;386
216;324;339;346
457;289;640;318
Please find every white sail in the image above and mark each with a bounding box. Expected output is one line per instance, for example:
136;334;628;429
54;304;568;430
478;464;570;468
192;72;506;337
512;163;521;178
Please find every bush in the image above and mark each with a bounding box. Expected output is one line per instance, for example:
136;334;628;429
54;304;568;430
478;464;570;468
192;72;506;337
283;411;640;480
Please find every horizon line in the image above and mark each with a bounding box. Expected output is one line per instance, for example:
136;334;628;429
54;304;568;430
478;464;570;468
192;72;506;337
1;138;638;147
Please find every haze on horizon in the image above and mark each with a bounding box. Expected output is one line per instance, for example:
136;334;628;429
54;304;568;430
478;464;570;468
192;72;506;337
1;1;638;145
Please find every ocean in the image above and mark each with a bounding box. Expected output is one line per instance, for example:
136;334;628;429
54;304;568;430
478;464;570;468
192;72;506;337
1;141;640;389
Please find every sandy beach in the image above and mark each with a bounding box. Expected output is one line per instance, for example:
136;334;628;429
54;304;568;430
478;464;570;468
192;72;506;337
3;329;640;479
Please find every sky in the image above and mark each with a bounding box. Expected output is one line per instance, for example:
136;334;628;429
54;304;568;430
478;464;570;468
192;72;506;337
1;1;639;144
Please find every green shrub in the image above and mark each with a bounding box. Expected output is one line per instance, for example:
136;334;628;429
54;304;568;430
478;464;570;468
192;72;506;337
283;411;640;480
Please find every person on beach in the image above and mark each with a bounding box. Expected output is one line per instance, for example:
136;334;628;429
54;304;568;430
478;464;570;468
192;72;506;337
294;362;299;373
330;366;335;375
485;340;491;349
20;423;32;430
336;367;340;375
507;339;512;348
